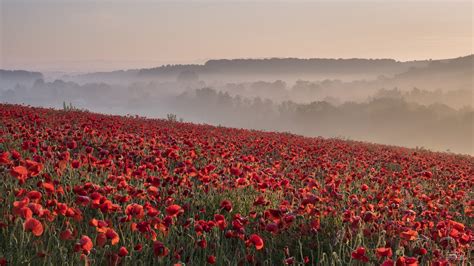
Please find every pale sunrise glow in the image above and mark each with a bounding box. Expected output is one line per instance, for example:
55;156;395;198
1;0;472;71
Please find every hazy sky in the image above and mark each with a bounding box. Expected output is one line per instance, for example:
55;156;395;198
1;0;472;71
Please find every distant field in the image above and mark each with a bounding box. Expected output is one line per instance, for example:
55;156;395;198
0;104;472;265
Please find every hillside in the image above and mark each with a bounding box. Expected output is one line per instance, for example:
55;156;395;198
0;70;44;90
72;57;440;83
49;55;474;88
138;58;425;78
0;104;472;265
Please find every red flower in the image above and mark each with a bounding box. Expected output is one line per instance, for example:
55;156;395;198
118;246;128;257
19;207;33;219
153;241;169;257
265;223;279;234
220;200;233;212
77;235;93;254
165;204;183;217
25;160;43;177
198;238;207;248
247;234;264;250
125;203;145;219
351;247;368;262
381;259;394;266
284;257;295;265
422;171;433;178
96;233;107;247
26;190;42;202
23;218;43;236
60;229;73;240
67;140;77;150
11;150;21;160
376;247;393;257
400;230;418;241
42;182;55;193
432;259;449;266
106;228;120;245
207;255;216;264
396;256;419;266
0;152;11;164
416;247;427;255
214;214;227;230
11;166;28;184
134;243;143;252
448;220;465;232
71;160;81;168
235;177;249;187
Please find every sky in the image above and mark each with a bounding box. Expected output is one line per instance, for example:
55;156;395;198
1;0;473;72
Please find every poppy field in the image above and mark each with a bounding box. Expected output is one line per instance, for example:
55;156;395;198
0;104;472;265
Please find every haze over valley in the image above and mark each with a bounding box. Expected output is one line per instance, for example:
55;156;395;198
1;54;473;154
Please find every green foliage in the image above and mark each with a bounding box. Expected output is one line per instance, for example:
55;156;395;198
166;113;177;122
62;101;88;112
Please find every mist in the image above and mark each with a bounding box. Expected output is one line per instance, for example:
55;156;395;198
1;55;473;155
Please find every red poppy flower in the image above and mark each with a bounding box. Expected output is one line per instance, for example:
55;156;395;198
77;235;93;253
397;256;419;266
207;255;216;264
11;150;21;160
448;220;465;232
125;203;145;219
23;218;43;236
0;152;11;164
214;214;227;230
235;178;249;187
400;230;418;241
60;229;73;240
25;160;43;177
106;228;120;245
153;241;169;257
265;223;279;234
376;247;393;257
361;184;369;191
247;234;264;250
42;182;55;193
96;233;107;247
220;200;233;212
198;238;207;248
134;243;143;252
432;259;449;266
284;257;295;265
118;246;128;257
416;247;427;255
165;204;183;217
351;247;368;262
11;166;28;184
381;259;394;266
71;160;81;169
26;190;42;202
19;207;33;219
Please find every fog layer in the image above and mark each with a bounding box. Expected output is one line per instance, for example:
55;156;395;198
1;55;473;154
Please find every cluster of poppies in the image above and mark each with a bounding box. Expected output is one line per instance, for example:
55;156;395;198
0;104;472;265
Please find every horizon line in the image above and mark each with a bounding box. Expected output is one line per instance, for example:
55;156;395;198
1;54;472;74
